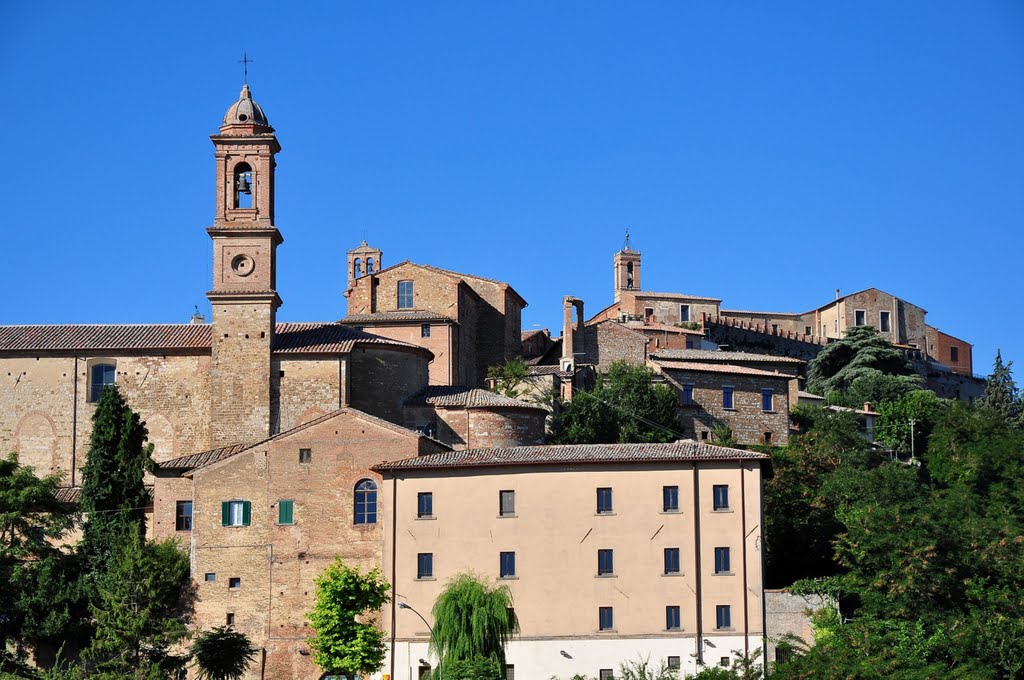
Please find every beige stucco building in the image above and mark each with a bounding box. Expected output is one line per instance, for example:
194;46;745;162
375;442;768;680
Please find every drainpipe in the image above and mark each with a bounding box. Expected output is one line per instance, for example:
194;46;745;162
389;474;398;680
693;464;704;666
71;355;79;487
741;465;749;659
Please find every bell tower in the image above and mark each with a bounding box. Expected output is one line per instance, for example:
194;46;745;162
613;229;641;302
207;83;282;446
346;240;383;292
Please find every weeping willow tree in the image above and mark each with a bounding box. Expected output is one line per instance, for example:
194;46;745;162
430;573;519;674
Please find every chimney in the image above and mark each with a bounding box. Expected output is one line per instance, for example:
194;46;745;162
835;288;840;301
863;402;872;412
561;297;584;370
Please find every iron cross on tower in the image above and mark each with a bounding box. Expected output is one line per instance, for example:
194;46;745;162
239;51;253;84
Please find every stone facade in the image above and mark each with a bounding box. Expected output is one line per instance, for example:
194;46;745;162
925;325;973;377
764;590;834;666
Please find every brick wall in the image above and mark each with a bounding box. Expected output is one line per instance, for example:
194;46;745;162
0;352;212;483
925;326;973;376
582;321;648;372
270;357;341;434
210;303;273;446
343;322;459;386
350;347;430;424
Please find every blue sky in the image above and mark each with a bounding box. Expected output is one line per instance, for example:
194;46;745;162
2;2;1021;378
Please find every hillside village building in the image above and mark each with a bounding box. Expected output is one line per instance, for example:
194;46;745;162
0;84;775;680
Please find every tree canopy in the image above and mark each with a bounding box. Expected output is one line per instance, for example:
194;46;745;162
806;326;920;405
430;573;519;674
555;361;681;444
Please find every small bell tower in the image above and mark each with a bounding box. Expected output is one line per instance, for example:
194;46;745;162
207;81;282;446
346;240;383;292
613;229;641;302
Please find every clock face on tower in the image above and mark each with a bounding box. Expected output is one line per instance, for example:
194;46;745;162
231;254;255;277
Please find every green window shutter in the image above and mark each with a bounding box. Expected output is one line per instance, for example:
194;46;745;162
242;501;251;526
221;501;230;527
278;500;294;525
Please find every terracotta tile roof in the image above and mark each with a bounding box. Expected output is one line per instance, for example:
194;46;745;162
798;390;825;401
372;441;768;472
651;349;803;364
631;291;722;302
653;360;794;378
340;312;456;324
273;322;427;355
404;385;547;411
0;324;212;352
156;442;253;472
521;329;547;341
0;322;427;356
525;365;570;377
54;487;81;504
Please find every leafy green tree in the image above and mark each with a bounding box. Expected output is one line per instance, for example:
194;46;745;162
875;390;946;456
426;656;504;680
78;387;153;573
487;357;530;399
307;558;390;678
82;527;191;678
980;350;1021;426
430;573;519;673
191;626;258;680
806;326;920;405
617;654;678;679
556;361;681;444
0;456;85;666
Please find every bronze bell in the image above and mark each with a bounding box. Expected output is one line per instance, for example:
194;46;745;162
236;174;252;195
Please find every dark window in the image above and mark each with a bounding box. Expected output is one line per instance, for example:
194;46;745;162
701;430;710;441
664;547;680;574
354;479;378;524
950;346;959;363
221;500;251;527
666;605;681;630
226;612;235;626
720;657;731;667
366;257;375;274
278;499;294;525
418;666;431;680
398;280;414;309
596;487;613;514
775;647;791;664
644;307;654;321
855;310;866;326
715;547;731;574
764;432;773;445
299;448;312;464
599;607;614;631
685;340;695;349
353;258;362;279
417;553;433;579
233;162;253;209
713;485;729;511
499;490;516;516
600;671;614;680
762;388;773;412
722;386;734;409
417;492;433;518
805;325;812;335
89;363;116;402
667;656;680;670
716;605;731;629
680;304;690;322
879;311;891;332
681;384;694;406
229;577;241;589
771;324;779;334
597;549;614;576
204;572;216;582
505;665;514;680
500;551;516;578
175;500;192;531
663;485;679;512
421;323;431;338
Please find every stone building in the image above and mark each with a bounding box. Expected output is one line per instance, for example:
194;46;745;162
401;385;547;450
375;442;769;680
649;350;802;446
343;254;527;387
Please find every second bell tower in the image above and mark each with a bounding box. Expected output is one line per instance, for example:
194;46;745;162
207;83;282;446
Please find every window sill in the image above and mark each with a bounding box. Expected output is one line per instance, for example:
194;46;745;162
722;408;737;412
713;572;735;576
716;627;735;632
499;576;519;581
712;509;734;513
415;577;436;582
595;512;616;517
660;510;682;515
416;516;436;521
497;513;518;519
275;523;295;527
762;411;777;414
664;628;684;633
597;628;617;634
595;574;617;578
662;572;685;577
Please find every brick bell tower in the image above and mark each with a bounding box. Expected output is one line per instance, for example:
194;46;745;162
207;83;282;446
613;229;641;303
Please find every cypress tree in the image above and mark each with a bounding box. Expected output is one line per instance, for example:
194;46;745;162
78;386;153;573
981;350;1021;426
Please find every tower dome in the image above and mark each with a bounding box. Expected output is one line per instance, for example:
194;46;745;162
223;84;270;127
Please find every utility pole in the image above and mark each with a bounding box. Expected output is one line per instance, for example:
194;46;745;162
909;418;916;465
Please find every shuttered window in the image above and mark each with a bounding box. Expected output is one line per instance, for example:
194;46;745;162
221;500;251;527
278;500;294;525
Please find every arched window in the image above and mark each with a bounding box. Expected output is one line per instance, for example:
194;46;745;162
89;363;116;402
366;257;375;275
353;258;362;279
233;162;253;209
354;479;378;525
626;261;634;289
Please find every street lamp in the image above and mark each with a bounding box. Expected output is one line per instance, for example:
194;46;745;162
398;602;440;680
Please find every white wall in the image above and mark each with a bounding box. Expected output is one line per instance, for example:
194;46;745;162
380;635;761;680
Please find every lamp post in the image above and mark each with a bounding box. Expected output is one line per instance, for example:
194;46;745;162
398;602;440;680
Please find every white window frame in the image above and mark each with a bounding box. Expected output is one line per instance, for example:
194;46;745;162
854;309;867;326
879;310;891;333
227;500;245;527
679;304;690;322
